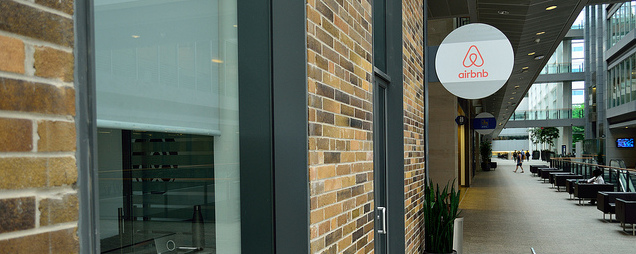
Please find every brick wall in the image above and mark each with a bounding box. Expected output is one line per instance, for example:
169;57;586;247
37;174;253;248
307;0;375;253
0;1;78;253
402;1;426;253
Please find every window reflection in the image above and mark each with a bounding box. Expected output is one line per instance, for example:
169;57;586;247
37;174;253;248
94;0;240;253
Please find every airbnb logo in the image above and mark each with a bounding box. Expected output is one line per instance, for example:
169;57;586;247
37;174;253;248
458;45;488;79
462;45;484;67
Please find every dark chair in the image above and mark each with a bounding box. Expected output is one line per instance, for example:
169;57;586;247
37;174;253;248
555;174;583;192
530;165;549;176
540;168;566;183
549;172;572;185
615;198;636;235
535;167;554;178
573;183;614;205
597;192;636;222
489;162;497;170
566;179;588;199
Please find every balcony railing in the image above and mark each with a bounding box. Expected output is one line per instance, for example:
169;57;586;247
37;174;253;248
509;108;584;121
540;63;585;74
551;158;636;192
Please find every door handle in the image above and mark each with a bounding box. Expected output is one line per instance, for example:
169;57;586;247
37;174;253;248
376;207;387;234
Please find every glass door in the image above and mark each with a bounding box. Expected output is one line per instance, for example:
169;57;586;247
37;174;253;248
374;78;388;253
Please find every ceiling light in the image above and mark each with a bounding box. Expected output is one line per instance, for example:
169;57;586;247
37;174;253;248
535;38;541;43
546;5;557;11
528;52;536;56
522;66;529;69
510;97;515;100
512;92;517;94
498;10;510;15
212;59;224;63
534;55;545;60
132;35;140;38
515;85;520;89
536;31;545;36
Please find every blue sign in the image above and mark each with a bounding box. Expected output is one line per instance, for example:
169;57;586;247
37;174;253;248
455;116;467;125
473;112;496;135
473;117;496;130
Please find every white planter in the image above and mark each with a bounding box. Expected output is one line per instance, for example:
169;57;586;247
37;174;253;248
452;217;464;254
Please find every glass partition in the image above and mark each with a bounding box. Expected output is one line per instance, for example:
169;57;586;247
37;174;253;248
94;0;240;252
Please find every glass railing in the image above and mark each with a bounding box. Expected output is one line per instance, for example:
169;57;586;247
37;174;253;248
509;108;584;121
540;63;585;74
551;157;636;192
571;23;585;30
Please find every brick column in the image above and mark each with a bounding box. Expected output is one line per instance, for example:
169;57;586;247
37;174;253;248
0;1;78;253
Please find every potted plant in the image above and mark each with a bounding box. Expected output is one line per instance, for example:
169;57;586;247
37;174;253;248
423;179;461;254
479;141;492;171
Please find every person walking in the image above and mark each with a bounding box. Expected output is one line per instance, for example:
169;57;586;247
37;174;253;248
514;152;524;173
525;150;530;161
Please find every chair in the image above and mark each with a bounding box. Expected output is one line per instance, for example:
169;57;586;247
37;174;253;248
540;168;567;183
615;198;636;235
537;167;555;179
549;172;572;185
530;165;549;176
566;179;587;199
573;183;614;205
597;192;636;222
554;175;583;192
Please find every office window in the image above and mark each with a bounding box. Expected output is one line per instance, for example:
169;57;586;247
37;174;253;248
94;0;240;252
373;0;387;72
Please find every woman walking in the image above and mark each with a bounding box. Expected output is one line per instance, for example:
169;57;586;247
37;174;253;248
513;152;524;173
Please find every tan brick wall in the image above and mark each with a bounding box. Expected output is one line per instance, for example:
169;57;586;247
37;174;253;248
307;0;374;253
402;1;426;253
0;1;78;253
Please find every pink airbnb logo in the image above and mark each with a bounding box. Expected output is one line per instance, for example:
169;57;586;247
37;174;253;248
458;45;488;79
462;45;484;67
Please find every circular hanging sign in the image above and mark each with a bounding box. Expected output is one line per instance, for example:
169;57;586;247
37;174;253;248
435;23;514;99
473;112;497;135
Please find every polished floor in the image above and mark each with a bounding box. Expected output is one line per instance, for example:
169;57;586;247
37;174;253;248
459;158;635;254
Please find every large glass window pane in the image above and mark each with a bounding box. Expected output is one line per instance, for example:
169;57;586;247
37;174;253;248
373;0;387;73
632;55;636;100
628;58;632;103
95;1;240;253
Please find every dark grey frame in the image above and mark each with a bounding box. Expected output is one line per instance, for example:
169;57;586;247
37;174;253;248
271;0;310;253
373;0;405;252
76;0;99;252
77;0;309;253
385;0;405;251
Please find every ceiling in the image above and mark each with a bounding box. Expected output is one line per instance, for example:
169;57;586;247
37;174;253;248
428;0;623;137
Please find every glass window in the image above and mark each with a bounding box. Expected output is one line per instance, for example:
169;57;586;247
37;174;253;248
632;55;636;100
94;1;240;253
621;61;626;104
622;58;632;103
373;0;387;73
572;39;584;72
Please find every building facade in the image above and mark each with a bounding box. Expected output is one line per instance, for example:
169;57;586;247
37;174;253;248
585;2;636;167
0;0;442;253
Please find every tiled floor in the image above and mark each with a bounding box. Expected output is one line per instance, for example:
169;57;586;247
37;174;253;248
459;158;635;254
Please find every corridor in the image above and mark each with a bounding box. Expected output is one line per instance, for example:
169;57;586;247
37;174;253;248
460;158;635;253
